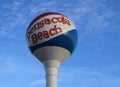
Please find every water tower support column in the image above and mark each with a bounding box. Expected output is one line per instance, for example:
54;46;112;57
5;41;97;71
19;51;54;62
44;60;61;87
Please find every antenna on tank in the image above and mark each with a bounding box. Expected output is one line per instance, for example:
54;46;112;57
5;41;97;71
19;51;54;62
26;12;77;87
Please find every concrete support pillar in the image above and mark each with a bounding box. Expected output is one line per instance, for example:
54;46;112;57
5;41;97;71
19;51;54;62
44;60;60;87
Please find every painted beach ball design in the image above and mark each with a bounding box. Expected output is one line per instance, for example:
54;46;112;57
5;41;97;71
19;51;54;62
26;12;77;63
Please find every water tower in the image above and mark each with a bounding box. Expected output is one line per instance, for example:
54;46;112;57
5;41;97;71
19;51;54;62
26;12;77;87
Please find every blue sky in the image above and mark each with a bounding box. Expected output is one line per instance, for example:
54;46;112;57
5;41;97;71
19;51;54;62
0;0;120;87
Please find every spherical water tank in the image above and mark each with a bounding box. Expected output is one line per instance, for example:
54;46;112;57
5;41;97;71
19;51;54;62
26;12;77;63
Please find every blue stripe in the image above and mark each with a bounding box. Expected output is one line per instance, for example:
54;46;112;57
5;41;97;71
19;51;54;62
29;29;77;53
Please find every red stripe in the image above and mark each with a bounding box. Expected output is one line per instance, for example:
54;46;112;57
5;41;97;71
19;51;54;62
27;12;64;30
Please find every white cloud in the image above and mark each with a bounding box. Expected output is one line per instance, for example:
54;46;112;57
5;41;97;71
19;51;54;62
30;78;45;87
58;66;105;82
103;64;120;72
77;77;120;87
0;1;57;39
0;29;8;36
13;1;23;6
0;55;43;76
58;66;120;87
0;56;19;76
